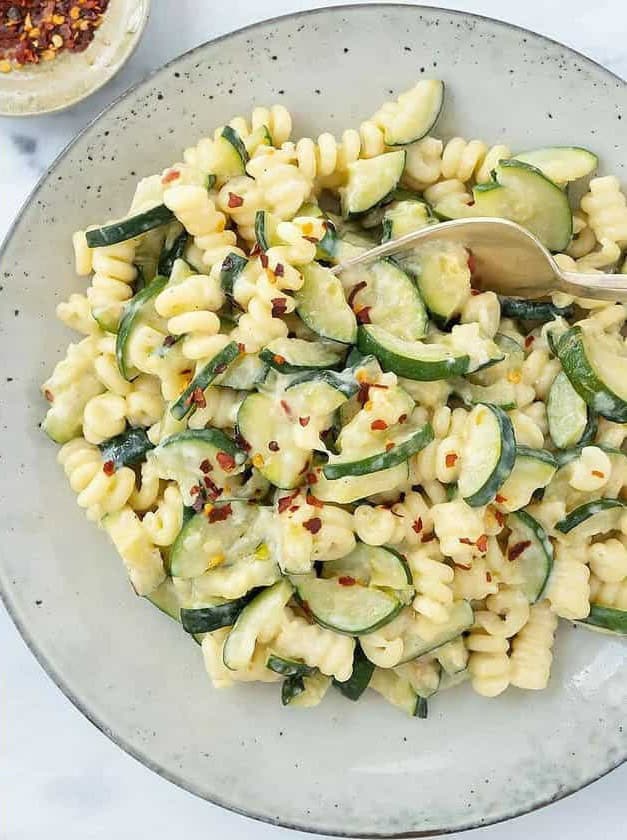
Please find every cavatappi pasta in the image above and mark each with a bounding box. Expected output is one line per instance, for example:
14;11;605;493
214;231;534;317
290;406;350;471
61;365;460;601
43;79;627;716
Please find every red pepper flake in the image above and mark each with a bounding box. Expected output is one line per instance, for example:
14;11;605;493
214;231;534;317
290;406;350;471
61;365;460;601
237;342;246;353
445;452;458;468
301;600;313;619
187;386;206;409
189;485;201;496
305;471;318;485
508;540;531;562
268;440;280;452
467;253;477;274
278;491;299;514
455;562;471;570
486;571;493;582
274;262;285;278
370;383;389;390
421;532;436;543
163;334;176;348
44;388;54;402
459;537;474;546
493;509;505;527
199;459;212;474
227;192;244;208
271;297;287;318
299;416;310;427
289;504;300;513
260;253;269;269
234;430;251;452
102;459;115;476
385;442;395;452
338;576;356;586
161;169;180;185
208;503;233;523
355;306;372;325
306;491;324;508
303;235;319;243
357;382;371;407
303;517;322;534
371;419;388;431
495;493;507;504
411;517;423;534
398;413;407;424
347;280;367;309
250;242;262;257
216;451;236;471
476;534;489;553
273;354;287;365
470;288;481;296
280;399;292;417
524;335;535;349
592;470;605;478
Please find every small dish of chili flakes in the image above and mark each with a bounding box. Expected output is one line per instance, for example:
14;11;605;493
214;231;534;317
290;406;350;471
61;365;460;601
0;0;150;116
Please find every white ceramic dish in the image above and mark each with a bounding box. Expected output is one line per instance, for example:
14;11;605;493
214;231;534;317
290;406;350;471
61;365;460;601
0;5;625;836
0;0;151;116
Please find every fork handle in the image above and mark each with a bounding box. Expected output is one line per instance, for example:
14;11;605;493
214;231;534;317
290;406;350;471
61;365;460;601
558;271;627;303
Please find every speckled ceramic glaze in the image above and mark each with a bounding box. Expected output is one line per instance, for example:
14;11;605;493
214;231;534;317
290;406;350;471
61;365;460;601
0;5;625;836
0;0;151;116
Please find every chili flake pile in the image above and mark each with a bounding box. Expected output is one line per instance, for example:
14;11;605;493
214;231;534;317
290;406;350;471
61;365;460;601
0;0;109;71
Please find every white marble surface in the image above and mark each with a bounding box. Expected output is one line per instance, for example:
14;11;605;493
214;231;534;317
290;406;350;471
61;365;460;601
1;1;626;837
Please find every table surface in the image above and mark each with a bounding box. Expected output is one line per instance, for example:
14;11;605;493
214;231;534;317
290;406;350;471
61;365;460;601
1;1;626;838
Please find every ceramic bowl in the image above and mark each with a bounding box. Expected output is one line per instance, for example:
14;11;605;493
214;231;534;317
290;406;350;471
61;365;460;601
0;0;151;116
0;5;625;836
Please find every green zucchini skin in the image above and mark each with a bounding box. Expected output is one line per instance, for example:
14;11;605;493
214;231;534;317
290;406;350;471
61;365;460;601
267;655;316;678
581;604;627;635
499;297;573;321
115;275;169;380
555;498;626;534
158;230;189;277
333;644;375;700
180;596;253;634
170;342;241;420
506;509;553;603
322;422;434;479
99;427;154;469
281;675;306;705
220;252;249;302
357;325;469;381
86;204;175;248
461;405;516;508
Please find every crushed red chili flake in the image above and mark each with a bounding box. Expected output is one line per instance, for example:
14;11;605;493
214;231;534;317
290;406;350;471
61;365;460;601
237;342;246;353
199;458;212;474
495;493;507;504
0;1;110;69
371;419;388;431
421;532;436;543
592;470;605;478
189;485;201;497
278;491;299;514
476;534;489;553
249;242;262;258
486;571;493;582
524;335;535;349
493;509;505;527
355;306;372;325
273;354;286;365
347;281;367;309
338;576;356;586
187;386;206;408
207;503;232;523
289;504;300;513
398;413;407;424
280;399;292;416
161;169;180;185
508;540;531;562
216;451;236;471
214;362;228;375
268;440;280;452
370;383;389;390
162;334;176;348
357;382;371;406
445;452;458;468
234;430;251;452
44;388;54;402
305;471;318;485
470;288;481;296
102;459;115;476
385;442;395;452
303;235;319;243
271;297;287;318
259;253;269;269
227;192;244;208
411;517;423;534
203;476;221;497
298;416;310;427
459;537;474;546
306;491;323;508
274;262;285;277
303;517;322;534
455;562;471;570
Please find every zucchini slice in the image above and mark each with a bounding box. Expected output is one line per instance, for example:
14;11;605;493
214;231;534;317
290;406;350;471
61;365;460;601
512;146;598;186
453;379;517;410
499;297;573;322
369;669;422;717
506;510;553;603
342;259;428;341
267;654;316;678
99;427;154;470
322;543;413;593
358;324;469;381
333;644;375;700
212;125;249;180
374;79;444;146
340;150;406;218
381;199;433;242
219;252;250;303
495;446;557;513
214;352;269;390
116;275;169;380
581;604;627;635
294;576;402;635
147;577;183;623
149;429;248;506
556;498;626;538
85;204;175;248
171;342;241;420
180;596;252;633
434;160;572;251
557;326;627;423
323;420;433;479
406;242;471;323
223;579;293;671
282;671;331;707
259;338;345;374
313;463;409;505
158;228;189;278
469;332;524;387
547;371;595;449
398;601;474;663
457;404;516;507
296;262;358;344
254;210;281;251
